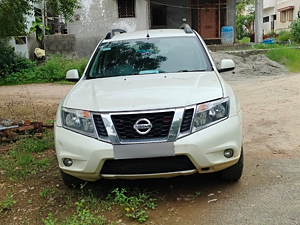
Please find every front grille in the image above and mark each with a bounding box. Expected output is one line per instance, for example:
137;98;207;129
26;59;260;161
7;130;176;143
101;155;196;175
180;108;194;133
93;115;108;137
111;111;174;141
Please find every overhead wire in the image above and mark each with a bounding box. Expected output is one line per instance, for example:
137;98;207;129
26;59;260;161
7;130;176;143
150;1;229;10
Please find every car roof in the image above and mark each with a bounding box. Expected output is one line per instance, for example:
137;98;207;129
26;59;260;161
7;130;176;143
102;29;196;42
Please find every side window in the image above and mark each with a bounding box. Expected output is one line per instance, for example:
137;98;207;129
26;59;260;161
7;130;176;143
118;0;135;18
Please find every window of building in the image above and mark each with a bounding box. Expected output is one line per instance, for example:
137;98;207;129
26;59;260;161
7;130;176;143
288;9;293;21
280;9;294;23
151;5;167;27
280;11;286;22
263;16;269;23
118;0;135;18
15;37;27;45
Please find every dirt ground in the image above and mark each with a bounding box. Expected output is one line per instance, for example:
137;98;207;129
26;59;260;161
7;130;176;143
1;55;300;224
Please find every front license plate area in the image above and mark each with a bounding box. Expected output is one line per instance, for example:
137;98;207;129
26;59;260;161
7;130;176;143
113;142;175;160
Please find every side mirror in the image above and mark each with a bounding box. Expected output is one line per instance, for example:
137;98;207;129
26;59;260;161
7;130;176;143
66;69;80;82
218;59;235;73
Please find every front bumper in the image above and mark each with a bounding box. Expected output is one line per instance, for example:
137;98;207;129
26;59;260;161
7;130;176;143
55;111;242;181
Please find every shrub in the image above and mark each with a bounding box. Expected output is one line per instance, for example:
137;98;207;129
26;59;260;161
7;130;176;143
265;30;277;38
277;30;291;42
35;54;88;82
290;18;300;44
0;54;88;85
237;37;250;43
0;39;36;78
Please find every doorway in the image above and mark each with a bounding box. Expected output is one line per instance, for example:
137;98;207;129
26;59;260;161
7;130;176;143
191;0;227;39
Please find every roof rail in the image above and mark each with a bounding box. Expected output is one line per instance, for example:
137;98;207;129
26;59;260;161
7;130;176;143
180;24;193;34
105;29;127;40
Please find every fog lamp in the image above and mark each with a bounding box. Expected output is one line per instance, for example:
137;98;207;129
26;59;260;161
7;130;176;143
63;158;73;167
224;149;234;158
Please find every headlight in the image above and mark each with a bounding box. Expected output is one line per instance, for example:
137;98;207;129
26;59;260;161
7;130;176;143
192;98;230;132
62;108;96;138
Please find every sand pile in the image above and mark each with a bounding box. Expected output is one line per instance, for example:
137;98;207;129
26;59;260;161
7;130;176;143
211;52;288;77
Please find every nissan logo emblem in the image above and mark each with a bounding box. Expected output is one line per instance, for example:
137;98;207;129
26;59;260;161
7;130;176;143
133;118;152;135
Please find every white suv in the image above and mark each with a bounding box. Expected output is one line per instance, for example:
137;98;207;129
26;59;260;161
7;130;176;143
55;24;243;188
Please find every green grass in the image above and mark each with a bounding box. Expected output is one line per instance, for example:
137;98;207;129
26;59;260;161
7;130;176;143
251;43;291;49
43;200;107;225
265;48;300;72
42;187;158;224
0;191;16;215
236;37;250;43
15;132;54;153
40;187;58;199
0;54;88;86
0;131;54;179
108;187;157;223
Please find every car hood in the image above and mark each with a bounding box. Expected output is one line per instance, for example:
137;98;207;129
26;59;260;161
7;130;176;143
64;72;223;112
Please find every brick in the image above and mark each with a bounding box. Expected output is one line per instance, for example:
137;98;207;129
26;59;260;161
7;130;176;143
1;137;10;143
33;133;43;139
32;122;43;132
57;45;64;50
24;120;31;126
49;45;57;51
18;125;34;132
43;123;54;128
65;44;72;50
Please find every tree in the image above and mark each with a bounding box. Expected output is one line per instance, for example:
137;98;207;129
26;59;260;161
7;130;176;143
0;0;34;38
236;0;255;40
0;0;80;39
46;0;80;22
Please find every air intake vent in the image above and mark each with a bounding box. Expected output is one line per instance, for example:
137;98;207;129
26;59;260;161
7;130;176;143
180;108;194;133
101;156;196;175
93;115;108;137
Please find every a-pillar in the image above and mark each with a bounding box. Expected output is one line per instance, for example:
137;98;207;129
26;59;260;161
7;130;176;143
255;0;263;43
227;0;237;41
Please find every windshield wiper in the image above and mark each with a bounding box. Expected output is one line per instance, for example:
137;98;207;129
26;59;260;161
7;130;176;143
177;69;206;72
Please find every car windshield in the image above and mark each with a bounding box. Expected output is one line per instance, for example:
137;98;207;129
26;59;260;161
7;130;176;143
87;36;212;79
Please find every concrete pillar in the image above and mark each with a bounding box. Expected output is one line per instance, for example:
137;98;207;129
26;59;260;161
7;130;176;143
148;0;151;29
227;0;237;41
255;0;263;43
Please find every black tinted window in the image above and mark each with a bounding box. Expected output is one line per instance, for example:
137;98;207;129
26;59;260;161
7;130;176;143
87;37;211;79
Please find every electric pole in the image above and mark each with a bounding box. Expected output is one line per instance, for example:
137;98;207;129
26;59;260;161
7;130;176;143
255;0;263;43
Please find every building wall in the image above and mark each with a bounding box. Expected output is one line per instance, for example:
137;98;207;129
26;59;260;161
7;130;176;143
264;0;277;9
68;0;149;58
9;12;37;59
44;34;77;58
263;7;276;33
276;0;300;31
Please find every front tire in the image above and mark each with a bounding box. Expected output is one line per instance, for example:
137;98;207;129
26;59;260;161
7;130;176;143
220;148;244;181
60;169;87;188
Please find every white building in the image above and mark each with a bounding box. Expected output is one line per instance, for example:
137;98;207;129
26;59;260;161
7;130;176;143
263;0;300;33
276;0;300;31
263;0;277;34
9;4;42;60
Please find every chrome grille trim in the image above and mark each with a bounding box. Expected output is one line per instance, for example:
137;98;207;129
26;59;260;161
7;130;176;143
93;107;195;144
